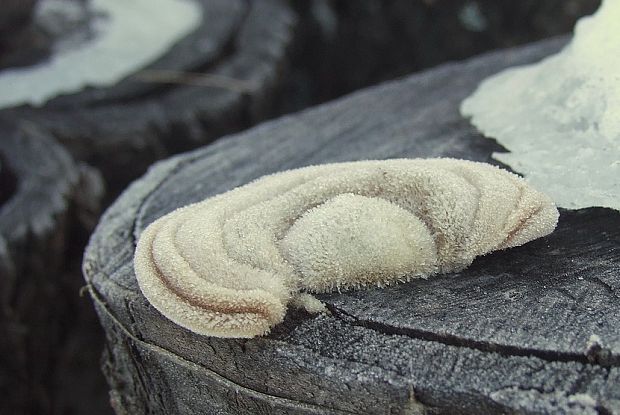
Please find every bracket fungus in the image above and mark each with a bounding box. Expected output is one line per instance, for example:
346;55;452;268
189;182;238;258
461;0;620;211
134;159;558;338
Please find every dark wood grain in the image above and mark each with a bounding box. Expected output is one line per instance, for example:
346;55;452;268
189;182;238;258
0;0;48;69
289;0;600;107
84;37;620;415
0;118;104;414
5;0;296;197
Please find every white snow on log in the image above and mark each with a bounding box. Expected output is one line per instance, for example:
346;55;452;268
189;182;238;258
461;0;620;211
0;0;201;109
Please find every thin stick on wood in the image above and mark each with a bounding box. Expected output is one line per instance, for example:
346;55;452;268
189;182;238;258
133;69;258;93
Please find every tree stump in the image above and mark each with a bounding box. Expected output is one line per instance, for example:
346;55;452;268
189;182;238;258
83;37;620;415
0;0;49;69
4;0;296;196
0;119;104;414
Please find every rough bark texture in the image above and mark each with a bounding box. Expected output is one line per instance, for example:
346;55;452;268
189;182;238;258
0;118;104;414
5;0;297;197
84;37;620;415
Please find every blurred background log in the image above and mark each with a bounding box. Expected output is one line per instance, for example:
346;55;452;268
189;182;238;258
0;0;50;69
0;0;601;199
0;119;104;414
284;0;600;109
83;37;619;414
3;0;298;199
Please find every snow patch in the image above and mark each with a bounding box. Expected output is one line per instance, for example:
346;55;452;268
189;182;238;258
461;0;620;211
0;0;202;109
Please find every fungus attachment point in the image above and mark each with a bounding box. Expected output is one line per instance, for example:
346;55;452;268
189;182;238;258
461;0;620;211
134;159;559;338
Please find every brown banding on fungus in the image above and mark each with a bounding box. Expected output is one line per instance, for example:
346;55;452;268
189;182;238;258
134;158;559;338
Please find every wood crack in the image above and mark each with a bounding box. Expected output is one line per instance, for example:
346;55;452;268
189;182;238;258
584;276;620;301
325;303;619;368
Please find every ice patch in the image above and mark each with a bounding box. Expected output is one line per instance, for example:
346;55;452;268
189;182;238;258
461;0;620;211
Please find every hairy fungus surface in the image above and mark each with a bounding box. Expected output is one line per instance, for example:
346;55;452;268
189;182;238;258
461;0;620;211
0;0;201;109
134;159;559;338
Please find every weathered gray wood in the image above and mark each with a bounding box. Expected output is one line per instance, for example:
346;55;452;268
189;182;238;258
0;0;47;69
84;37;620;415
5;0;296;196
0;119;104;414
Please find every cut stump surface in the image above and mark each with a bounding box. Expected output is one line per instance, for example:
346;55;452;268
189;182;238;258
84;37;620;415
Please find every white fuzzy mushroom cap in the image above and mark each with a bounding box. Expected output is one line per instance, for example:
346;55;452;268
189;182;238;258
134;158;559;338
